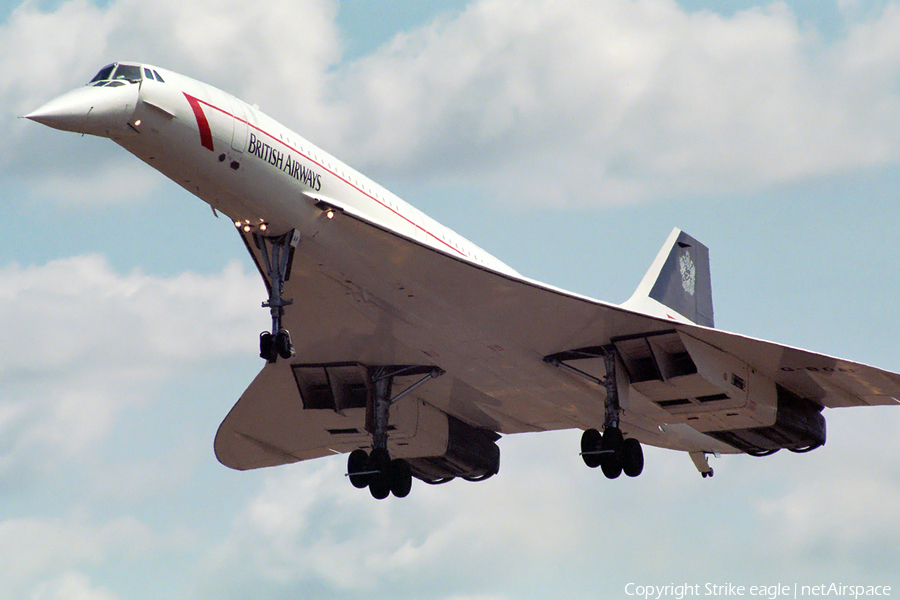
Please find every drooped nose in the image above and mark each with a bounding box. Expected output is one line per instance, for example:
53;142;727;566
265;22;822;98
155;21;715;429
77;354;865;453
26;82;140;137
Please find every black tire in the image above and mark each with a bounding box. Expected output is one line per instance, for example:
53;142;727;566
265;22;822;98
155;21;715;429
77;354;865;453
368;448;391;500
389;459;412;498
259;332;276;361
347;449;370;489
600;427;623;479
581;428;602;468
275;329;294;359
621;438;644;477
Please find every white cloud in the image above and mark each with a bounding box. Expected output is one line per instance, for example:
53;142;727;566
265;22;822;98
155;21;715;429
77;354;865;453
0;255;262;473
754;406;900;569
202;443;600;596
102;0;342;115
0;253;267;598
28;571;118;600
332;0;900;205
0;255;259;375
1;0;341;111
0;515;146;600
0;0;113;112
195;413;900;597
757;474;900;552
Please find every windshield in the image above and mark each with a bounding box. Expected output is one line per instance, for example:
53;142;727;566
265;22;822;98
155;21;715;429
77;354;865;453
111;64;142;81
89;64;115;82
88;63;165;85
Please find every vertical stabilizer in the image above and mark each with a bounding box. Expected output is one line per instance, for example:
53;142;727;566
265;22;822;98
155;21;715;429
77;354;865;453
623;229;714;327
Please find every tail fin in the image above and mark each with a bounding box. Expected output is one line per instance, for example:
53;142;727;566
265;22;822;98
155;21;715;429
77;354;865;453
622;229;714;327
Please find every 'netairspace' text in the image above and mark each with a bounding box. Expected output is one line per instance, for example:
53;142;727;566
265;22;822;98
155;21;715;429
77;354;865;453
624;583;892;600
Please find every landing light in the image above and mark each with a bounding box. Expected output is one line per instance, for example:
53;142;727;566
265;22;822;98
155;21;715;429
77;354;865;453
313;200;341;219
234;219;269;233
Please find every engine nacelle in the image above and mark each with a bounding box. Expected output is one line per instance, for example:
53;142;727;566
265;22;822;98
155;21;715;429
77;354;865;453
706;385;826;455
290;362;501;482
406;415;501;483
613;332;826;456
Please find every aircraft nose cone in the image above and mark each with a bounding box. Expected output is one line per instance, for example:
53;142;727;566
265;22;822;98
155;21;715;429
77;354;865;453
26;83;140;137
26;89;90;131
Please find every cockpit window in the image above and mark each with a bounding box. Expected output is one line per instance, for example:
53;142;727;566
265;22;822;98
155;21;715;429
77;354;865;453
142;67;165;83
87;63;165;86
87;63;148;85
112;64;143;82
89;64;115;83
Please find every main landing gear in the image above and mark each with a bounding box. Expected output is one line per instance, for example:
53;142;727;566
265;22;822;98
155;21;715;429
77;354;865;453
580;426;644;478
346;366;444;499
347;447;414;500
544;345;644;479
253;230;301;363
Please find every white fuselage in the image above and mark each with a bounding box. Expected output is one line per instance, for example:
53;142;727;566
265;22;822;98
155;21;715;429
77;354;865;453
99;66;520;278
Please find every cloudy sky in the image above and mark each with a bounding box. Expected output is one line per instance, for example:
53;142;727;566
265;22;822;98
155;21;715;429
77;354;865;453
3;0;900;598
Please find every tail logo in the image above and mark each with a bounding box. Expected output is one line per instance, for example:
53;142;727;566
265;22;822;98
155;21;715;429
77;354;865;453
679;252;696;296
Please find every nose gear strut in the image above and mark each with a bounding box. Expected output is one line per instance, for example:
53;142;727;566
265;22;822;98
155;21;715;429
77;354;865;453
254;229;301;363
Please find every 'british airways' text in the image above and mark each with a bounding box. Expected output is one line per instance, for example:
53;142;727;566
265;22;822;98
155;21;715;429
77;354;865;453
247;132;322;191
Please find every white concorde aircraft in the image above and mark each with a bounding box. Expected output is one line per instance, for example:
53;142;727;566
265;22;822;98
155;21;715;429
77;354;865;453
27;62;900;499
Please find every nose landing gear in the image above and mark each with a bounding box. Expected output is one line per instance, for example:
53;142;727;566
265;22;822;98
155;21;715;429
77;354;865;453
251;229;300;363
259;329;294;362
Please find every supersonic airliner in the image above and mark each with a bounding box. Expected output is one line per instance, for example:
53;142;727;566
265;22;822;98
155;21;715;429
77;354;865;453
27;62;900;500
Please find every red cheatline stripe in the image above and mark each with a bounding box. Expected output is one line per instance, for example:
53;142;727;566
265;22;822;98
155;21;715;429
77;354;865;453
181;94;469;258
183;93;214;152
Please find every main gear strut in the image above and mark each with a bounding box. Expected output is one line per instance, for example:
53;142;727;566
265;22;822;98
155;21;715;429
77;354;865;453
347;365;444;499
544;344;644;478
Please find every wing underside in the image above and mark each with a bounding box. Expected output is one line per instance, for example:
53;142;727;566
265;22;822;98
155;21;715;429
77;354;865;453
215;212;900;473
